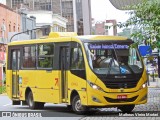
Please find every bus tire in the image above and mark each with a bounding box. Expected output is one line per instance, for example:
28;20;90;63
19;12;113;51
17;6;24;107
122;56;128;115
72;95;88;114
28;91;44;109
118;105;135;113
67;105;72;111
37;102;44;109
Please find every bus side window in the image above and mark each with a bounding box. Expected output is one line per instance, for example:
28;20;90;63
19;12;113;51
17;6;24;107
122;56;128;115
12;50;16;70
38;43;54;68
22;45;36;68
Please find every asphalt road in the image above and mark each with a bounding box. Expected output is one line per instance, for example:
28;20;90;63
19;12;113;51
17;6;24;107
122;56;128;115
0;95;125;119
0;95;85;118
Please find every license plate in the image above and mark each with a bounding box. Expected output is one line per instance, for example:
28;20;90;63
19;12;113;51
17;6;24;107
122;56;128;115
117;95;127;99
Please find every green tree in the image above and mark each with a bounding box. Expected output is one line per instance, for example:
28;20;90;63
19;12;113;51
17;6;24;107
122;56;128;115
117;0;160;48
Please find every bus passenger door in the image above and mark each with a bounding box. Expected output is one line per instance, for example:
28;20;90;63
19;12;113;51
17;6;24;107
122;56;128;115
11;49;20;99
60;46;69;102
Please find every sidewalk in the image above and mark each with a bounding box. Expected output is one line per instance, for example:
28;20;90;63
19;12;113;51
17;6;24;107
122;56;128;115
148;76;160;88
148;81;157;88
0;93;7;96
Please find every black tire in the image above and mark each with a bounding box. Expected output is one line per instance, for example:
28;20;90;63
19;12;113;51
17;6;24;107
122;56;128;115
27;91;44;109
72;95;88;115
38;102;45;109
118;105;135;113
67;105;72;110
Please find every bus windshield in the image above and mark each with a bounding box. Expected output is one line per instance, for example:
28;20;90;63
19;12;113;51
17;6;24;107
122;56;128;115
84;42;143;75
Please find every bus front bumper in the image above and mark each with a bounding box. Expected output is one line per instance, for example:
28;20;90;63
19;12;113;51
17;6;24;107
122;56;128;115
86;87;147;107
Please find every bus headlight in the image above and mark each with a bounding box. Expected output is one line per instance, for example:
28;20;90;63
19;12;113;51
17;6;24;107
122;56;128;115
87;81;104;92
142;83;147;88
140;82;147;90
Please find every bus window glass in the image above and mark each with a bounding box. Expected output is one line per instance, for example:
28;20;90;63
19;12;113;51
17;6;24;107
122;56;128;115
84;42;143;75
128;48;143;73
71;47;84;70
38;43;54;68
23;46;36;68
12;51;16;70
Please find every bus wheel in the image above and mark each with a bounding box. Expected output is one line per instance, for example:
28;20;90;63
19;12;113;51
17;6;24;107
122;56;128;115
72;95;88;114
38;102;44;109
27;91;44;109
118;105;135;113
67;105;72;111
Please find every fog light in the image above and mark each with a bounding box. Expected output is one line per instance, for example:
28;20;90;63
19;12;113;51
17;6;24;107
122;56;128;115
92;96;101;103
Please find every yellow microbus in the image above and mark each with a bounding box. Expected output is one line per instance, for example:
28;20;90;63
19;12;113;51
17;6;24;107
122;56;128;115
6;32;147;114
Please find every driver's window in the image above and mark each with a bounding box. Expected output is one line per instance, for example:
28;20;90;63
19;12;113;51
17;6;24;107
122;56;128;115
70;42;86;79
70;44;85;70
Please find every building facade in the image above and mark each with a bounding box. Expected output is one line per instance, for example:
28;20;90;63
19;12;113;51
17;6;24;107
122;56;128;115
61;0;74;32
80;0;91;35
6;0;92;35
27;11;67;38
95;22;107;35
0;3;21;83
6;0;61;14
95;20;117;35
106;19;117;36
62;0;91;35
0;3;21;43
21;12;36;39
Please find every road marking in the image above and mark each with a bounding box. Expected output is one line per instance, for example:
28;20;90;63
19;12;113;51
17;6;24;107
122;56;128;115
3;103;12;107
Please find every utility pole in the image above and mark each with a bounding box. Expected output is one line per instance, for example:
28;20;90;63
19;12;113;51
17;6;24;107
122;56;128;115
158;49;160;78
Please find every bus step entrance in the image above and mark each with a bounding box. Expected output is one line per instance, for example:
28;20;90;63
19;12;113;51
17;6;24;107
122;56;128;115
12;100;21;105
62;99;68;103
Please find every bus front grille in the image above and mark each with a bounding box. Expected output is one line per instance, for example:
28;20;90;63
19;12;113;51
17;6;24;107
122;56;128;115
98;75;141;89
104;81;138;89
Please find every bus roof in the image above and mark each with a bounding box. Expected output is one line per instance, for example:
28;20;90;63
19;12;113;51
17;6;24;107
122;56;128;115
76;35;128;41
8;32;129;46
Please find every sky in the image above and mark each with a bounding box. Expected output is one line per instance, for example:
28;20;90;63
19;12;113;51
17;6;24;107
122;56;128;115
0;0;6;5
91;0;130;32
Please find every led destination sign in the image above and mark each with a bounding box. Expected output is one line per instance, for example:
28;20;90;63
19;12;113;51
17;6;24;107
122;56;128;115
89;44;129;49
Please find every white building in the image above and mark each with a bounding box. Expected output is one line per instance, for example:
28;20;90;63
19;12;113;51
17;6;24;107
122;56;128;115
27;11;68;38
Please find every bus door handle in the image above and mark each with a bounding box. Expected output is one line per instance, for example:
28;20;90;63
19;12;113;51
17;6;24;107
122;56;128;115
35;86;37;88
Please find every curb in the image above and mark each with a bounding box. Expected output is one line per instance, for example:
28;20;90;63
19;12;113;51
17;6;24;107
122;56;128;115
148;86;157;88
148;86;159;88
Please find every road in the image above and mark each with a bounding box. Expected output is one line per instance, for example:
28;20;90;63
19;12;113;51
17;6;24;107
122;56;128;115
0;88;160;120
